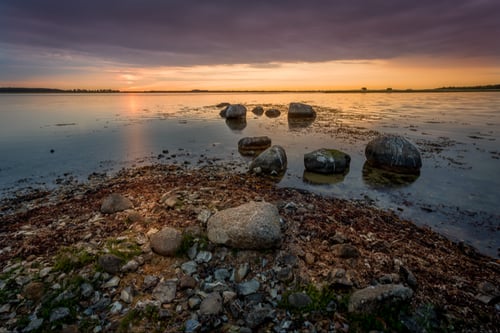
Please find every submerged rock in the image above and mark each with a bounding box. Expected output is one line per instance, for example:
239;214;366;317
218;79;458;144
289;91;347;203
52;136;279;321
365;134;422;174
304;148;351;174
223;104;247;119
288;102;316;118
100;193;133;213
238;136;272;156
249;145;287;176
265;108;281;118
207;201;282;249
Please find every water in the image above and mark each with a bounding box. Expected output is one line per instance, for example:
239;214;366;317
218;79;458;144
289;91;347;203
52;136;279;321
1;92;499;257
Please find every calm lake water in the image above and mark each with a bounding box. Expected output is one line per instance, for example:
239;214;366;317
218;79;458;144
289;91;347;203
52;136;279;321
1;92;499;257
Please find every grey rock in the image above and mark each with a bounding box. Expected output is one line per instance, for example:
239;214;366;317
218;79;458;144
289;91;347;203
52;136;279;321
98;254;124;274
236;279;260;296
195;251;212;263
110;301;123;314
251;106;264;115
187;243;198;260
400;266;418;289
288;102;316;118
238;136;272;156
214;268;231;281
39;267;52;278
245;306;275;329
233;262;250;282
0;303;10;313
200;292;223;315
103;276;120;288
185;319;201;333
80;282;94;298
181;261;198;276
120;287;133;303
143;275;159;290
207;201;282;249
365;134;422;174
188;296;201;309
222;290;237;303
304;148;351;174
348;284;414;313
265;108;281;118
121;259;139;272
150;227;182;256
153;280;177;304
179;275;197;289
202;281;228;293
223;104;247;119
49;307;70;322
100;193;133;213
288;292;312;308
196;210;211;225
23;317;44;332
249;145;287;176
274;266;294;282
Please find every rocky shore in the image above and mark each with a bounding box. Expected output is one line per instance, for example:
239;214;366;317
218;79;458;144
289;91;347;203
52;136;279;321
0;164;499;332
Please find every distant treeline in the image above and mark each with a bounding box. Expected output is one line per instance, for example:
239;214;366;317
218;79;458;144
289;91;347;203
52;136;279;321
436;84;500;90
0;87;119;93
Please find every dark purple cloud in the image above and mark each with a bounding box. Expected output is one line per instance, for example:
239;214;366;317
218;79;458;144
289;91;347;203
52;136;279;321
0;0;499;67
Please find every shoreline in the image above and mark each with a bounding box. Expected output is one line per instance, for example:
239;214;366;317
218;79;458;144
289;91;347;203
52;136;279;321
0;163;498;331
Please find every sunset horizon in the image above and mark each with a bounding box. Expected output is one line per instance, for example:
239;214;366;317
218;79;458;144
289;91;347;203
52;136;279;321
1;1;499;92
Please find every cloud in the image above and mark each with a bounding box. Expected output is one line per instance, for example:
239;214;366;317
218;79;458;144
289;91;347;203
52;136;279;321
1;0;499;68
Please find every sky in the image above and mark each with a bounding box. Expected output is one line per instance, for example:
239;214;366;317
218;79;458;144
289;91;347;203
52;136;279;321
0;0;499;91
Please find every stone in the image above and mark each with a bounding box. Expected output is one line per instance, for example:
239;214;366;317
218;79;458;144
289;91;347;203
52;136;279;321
199;292;223;315
196;209;212;225
365;134;422;174
185;319;201;333
238;136;272;156
207;201;282;249
120;287;133;303
150;227;182;256
251;106;264;116
50;307;70;322
214;268;231;281
305;253;315;265
195;251;212;263
23;318;44;332
223;104;247;119
153;280;177;304
121;259;139;272
304;149;351;174
100;193;133;213
181;261;198;275
110;301;123;314
80;282;94;298
179;275;197;289
222;290;237;303
188;296;201;309
103;276;120;288
245;306;275;329
234;263;249;282
288;292;313;308
236;279;260;296
249;145;287;176
162;195;179;208
348;284;414;313
333;244;360;259
288;102;316;118
265;108;281;118
22;281;45;301
143;275;159;290
98;254;124;274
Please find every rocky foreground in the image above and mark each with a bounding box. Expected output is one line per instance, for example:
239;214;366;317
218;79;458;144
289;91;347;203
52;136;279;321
0;164;499;332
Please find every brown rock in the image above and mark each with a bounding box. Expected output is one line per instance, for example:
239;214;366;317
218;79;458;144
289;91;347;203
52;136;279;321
23;281;45;301
150;227;182;256
100;193;133;214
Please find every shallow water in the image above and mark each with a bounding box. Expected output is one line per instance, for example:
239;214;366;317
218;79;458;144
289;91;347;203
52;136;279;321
1;92;499;257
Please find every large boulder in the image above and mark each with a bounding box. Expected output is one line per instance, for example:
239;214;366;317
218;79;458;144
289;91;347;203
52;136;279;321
100;193;133;213
207;201;282;249
150;227;182;256
365;134;422;174
249;145;287;176
221;104;247;119
348;284;413;313
304;148;351;174
288;102;316;118
238;136;272;156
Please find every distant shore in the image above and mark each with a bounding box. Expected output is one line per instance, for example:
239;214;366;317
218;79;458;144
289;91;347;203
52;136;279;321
1;84;500;94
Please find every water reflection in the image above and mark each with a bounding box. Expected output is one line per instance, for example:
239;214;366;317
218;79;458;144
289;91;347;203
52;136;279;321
225;118;247;132
288;117;316;130
303;170;348;185
362;162;419;189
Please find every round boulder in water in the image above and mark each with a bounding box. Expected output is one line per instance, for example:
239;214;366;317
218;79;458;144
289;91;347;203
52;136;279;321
249;145;287;176
365;134;422;174
304;148;351;174
238;136;272;156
